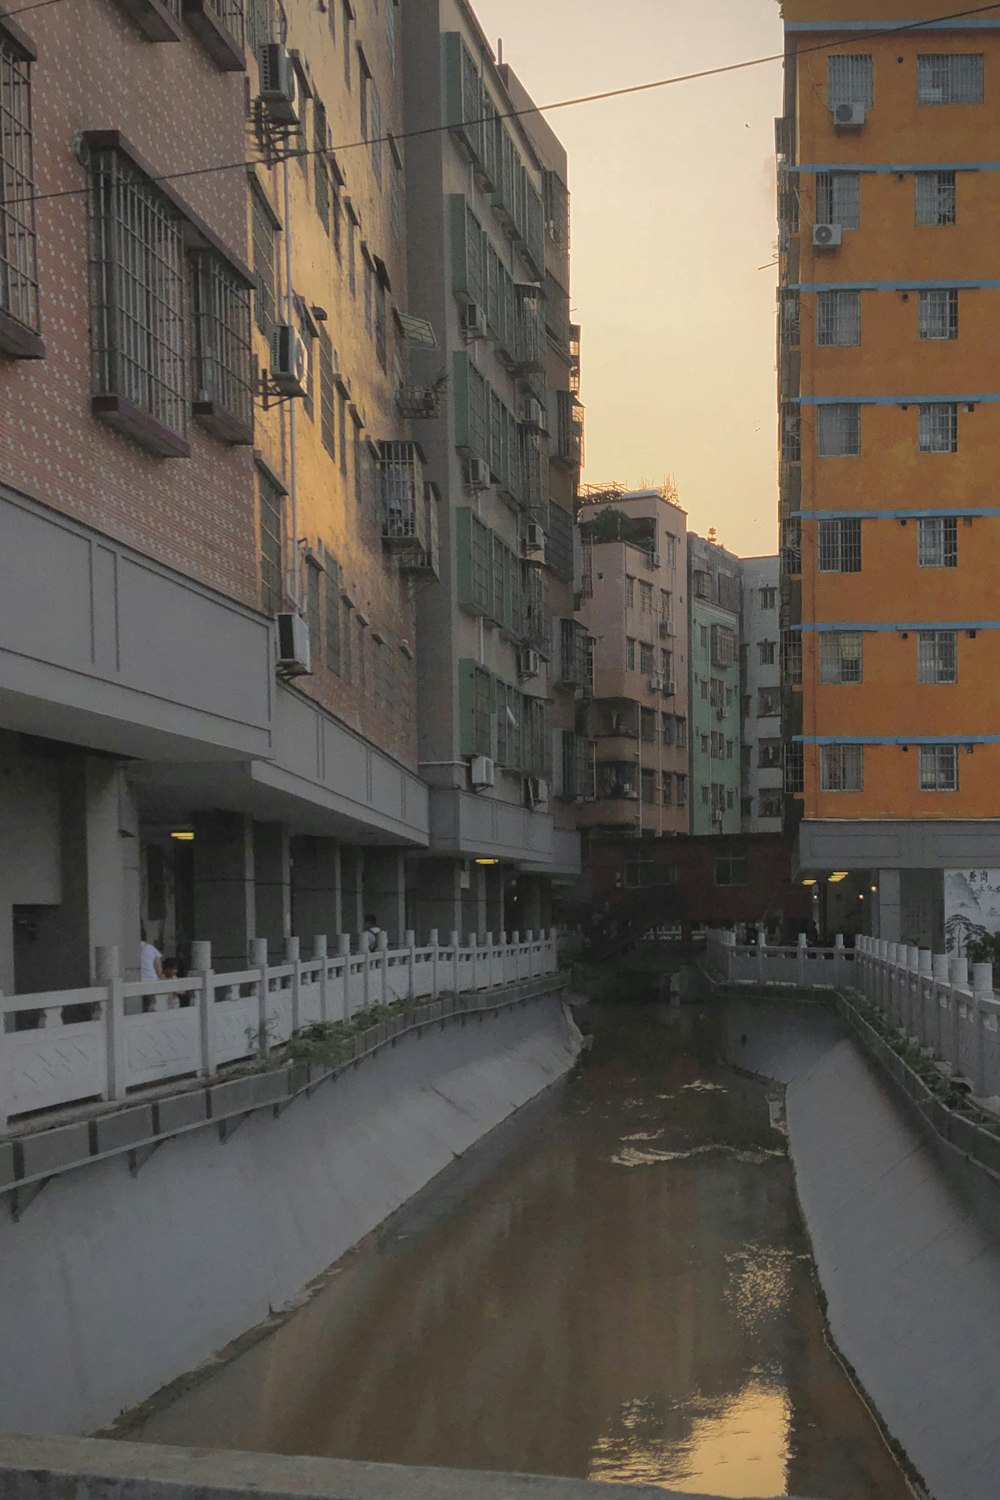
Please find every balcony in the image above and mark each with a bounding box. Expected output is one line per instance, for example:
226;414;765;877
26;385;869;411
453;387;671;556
396;380;445;420
552;391;584;471
378;443;439;577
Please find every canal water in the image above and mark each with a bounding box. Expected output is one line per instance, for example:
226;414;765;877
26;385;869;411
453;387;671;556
123;1001;910;1499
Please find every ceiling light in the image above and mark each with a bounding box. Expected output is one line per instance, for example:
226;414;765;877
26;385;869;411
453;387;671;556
170;830;195;841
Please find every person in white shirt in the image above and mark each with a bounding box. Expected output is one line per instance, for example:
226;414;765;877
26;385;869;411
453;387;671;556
140;924;164;1012
363;914;382;952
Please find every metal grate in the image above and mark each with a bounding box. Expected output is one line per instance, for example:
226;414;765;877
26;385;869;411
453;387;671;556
208;0;243;43
323;553;341;674
817;289;861;345
918;630;957;683
784;742;804;793
314;99;329;231
368;77;382;187
318;327;335;457
245;0;268;58
378;440;424;540
827;54;873;110
780;292;800;348
781;629;803;684
250;182;276;334
915;171;956;226
781;403;801;463
0;38;39;334
917;54;983;105
821;744;863;792
918;288;958;340
919;745;958;791
918;516;957;568
257;469;283;614
817;404;861;457
820;630;863;683
192;252;253;430
816;172;860;229
919;403;958;453
818;518;862;572
90;149;186;437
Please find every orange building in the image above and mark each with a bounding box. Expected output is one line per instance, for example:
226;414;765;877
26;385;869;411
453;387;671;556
778;0;1000;946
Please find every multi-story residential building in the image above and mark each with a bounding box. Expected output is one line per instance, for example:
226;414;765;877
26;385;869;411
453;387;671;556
777;0;1000;946
688;534;742;836
740;556;783;833
402;3;584;940
576;488;690;837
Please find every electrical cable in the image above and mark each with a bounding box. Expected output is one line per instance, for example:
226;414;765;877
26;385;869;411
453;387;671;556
13;0;1000;210
0;0;67;15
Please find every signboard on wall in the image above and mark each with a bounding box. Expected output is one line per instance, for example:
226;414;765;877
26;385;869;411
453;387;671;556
944;869;1000;952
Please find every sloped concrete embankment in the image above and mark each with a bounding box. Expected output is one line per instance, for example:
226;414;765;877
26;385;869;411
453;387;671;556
0;997;581;1439
729;1000;1000;1500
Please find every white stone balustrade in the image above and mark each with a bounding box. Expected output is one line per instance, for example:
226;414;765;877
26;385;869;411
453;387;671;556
0;930;560;1130
705;930;856;989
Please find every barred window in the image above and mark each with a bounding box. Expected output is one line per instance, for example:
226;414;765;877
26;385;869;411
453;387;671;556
917;54;983;105
342;0;351;88
816;171;860;229
257;467;283;614
676;774;687;806
784;742;804;794
545;499;574;581
919;403;958;453
640;642;655;675
389;137;403;241
918;630;957;684
306;556;322;659
821;744;863;792
318;327;335;458
828;54;873;110
90;148;187;452
918;516;957;568
780;292;800;348
818;404;861;457
323;553;341;673
781;629;803;684
919;745;959;791
818;518;862;572
251;181;276;335
191;252;253;441
817;289;861;346
919;288;958;340
820;630;863;683
245;0;268;60
0;30;41;354
369;77;382;188
916;171;956;226
313;98;330;231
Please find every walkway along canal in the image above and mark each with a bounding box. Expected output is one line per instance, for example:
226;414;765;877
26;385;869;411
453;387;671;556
120;999;909;1500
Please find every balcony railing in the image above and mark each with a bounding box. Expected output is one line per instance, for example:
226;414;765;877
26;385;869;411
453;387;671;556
378;444;439;576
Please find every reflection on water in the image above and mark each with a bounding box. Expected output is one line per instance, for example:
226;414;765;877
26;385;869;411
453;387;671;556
123;1002;909;1500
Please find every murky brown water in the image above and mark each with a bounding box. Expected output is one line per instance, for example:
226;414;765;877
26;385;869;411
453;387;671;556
124;1002;910;1499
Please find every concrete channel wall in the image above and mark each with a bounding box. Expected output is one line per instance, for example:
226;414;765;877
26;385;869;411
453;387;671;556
0;990;580;1438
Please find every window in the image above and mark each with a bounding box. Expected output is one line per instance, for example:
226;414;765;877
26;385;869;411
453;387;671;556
90;147;187;452
700;679;708;701
641;768;656;805
699;625;709;648
759;586;777;610
782;629;803;684
700;733;709;754
916;171;957;226
639;580;653;612
760;791;784;820
821;744;864;792
389;138;403;241
661;773;673;806
660;648;672;678
338;388;348;474
759;640;777;666
816;171;860;229
347;209;357;297
660;588;672;617
324;555;341;673
369;78;382;188
817;289;861;346
820;631;863;683
918;517;957;568
676;717;687;750
700;784;709;807
785;743;804;794
758;688;781;717
257;467;283;614
661;713;675;746
716;851;748;887
374;274;387;370
626;576;635;608
676;775;687;807
919;403;958;453
640;642;655;675
920;745;959;791
352;411;363;503
828;54;873;110
342;0;351;87
318;327;335;458
640;707;656;743
817;404;861;457
712;624;738;667
313;98;329;230
818;517;862;572
782;403;801;463
626;638;636;671
0;27;41;355
918;630;957;683
191;253;253;441
917;54;983;105
919;289;958;340
306;557;322;660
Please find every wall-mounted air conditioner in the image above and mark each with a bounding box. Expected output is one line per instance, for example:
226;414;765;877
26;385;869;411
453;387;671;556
466;458;490;490
523;521;546;553
527;777;548;808
518;647;541;678
470;755;496;788
813;223;842;249
521;396;545;431
463;302;488;340
276;612;311;676
270;325;309;397
663;680;677;698
259;44;299;125
833;102;866;128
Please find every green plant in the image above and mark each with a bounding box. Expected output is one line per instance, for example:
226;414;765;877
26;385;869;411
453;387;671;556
965;931;1000;968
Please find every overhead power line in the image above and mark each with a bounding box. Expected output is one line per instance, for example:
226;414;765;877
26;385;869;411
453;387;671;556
14;0;1000;210
0;0;69;16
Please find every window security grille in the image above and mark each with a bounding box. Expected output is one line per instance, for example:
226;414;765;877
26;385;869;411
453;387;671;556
917;54;984;105
759;738;782;769
369;78;382;187
821;743;863;792
918;630;957;683
920;745;959;791
919;403;958;453
324;555;341;673
251;182;276;334
780;292;801;348
758;687;781;717
759;640;777;665
828;54;874;110
781;403;801;463
816;172;860;229
782;519;802;574
314;99;330;231
784;742;804;793
918;516;958;568
192;253;253;434
206;0;243;42
258;470;283;615
306;558;322;658
817;289;861;345
626;638;636;671
91;149;186;440
820;631;863;683
712;624;738;667
0;37;39;340
919;288;958;340
781;630;803;684
640;642;655;675
245;0;268;60
641;769;656;804
817;405;861;457
818;518;862;572
318;328;335;457
915;171;957;226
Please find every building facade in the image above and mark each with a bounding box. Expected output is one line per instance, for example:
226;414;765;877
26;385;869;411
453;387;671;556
576;488;690;837
740;556;783;833
688;534;742;836
777;0;1000;946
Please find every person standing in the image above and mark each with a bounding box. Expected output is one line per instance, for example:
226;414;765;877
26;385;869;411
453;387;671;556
363;914;383;952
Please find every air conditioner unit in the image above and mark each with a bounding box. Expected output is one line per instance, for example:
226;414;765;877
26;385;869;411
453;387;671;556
813;223;843;250
648;674;663;694
276;612;311;675
466;457;490;490
462;302;487;340
259;43;299;125
833;101;866;128
470;755;496;788
518;647;541;678
527;777;548;808
663;680;677;698
270;325;309;397
521;396;545;430
659;619;675;639
524;521;546;553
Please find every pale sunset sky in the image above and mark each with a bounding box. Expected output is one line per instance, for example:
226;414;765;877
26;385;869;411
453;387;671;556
471;0;784;556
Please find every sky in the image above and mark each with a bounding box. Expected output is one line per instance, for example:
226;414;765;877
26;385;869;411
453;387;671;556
471;0;785;557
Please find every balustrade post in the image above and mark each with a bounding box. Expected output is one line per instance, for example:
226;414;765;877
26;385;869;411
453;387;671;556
932;953;949;1055
512;930;521;985
338;933;352;1021
362;931;372;1013
972;962;994;1096
485;932;494;992
314;935;329;1024
451;930;461;998
378;930;390;1007
287;936;301;1038
469;933;478;998
797;932;808;987
250;938;269;1055
834;933;845;985
756;930;766;984
917;950;932;1048
96;945;124;1103
191;940;216;1080
406;929;417;1003
430;928;440;1000
949;955;968;1075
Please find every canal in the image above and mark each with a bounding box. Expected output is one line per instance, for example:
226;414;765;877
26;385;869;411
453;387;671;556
122;1000;910;1499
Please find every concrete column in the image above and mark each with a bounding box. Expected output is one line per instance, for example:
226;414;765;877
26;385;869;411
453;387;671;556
254;823;291;953
340;846;365;944
411;857;463;944
364;849;406;947
192;812;255;973
462;865;487;943
485;866;506;939
875;869;902;943
291;836;341;946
